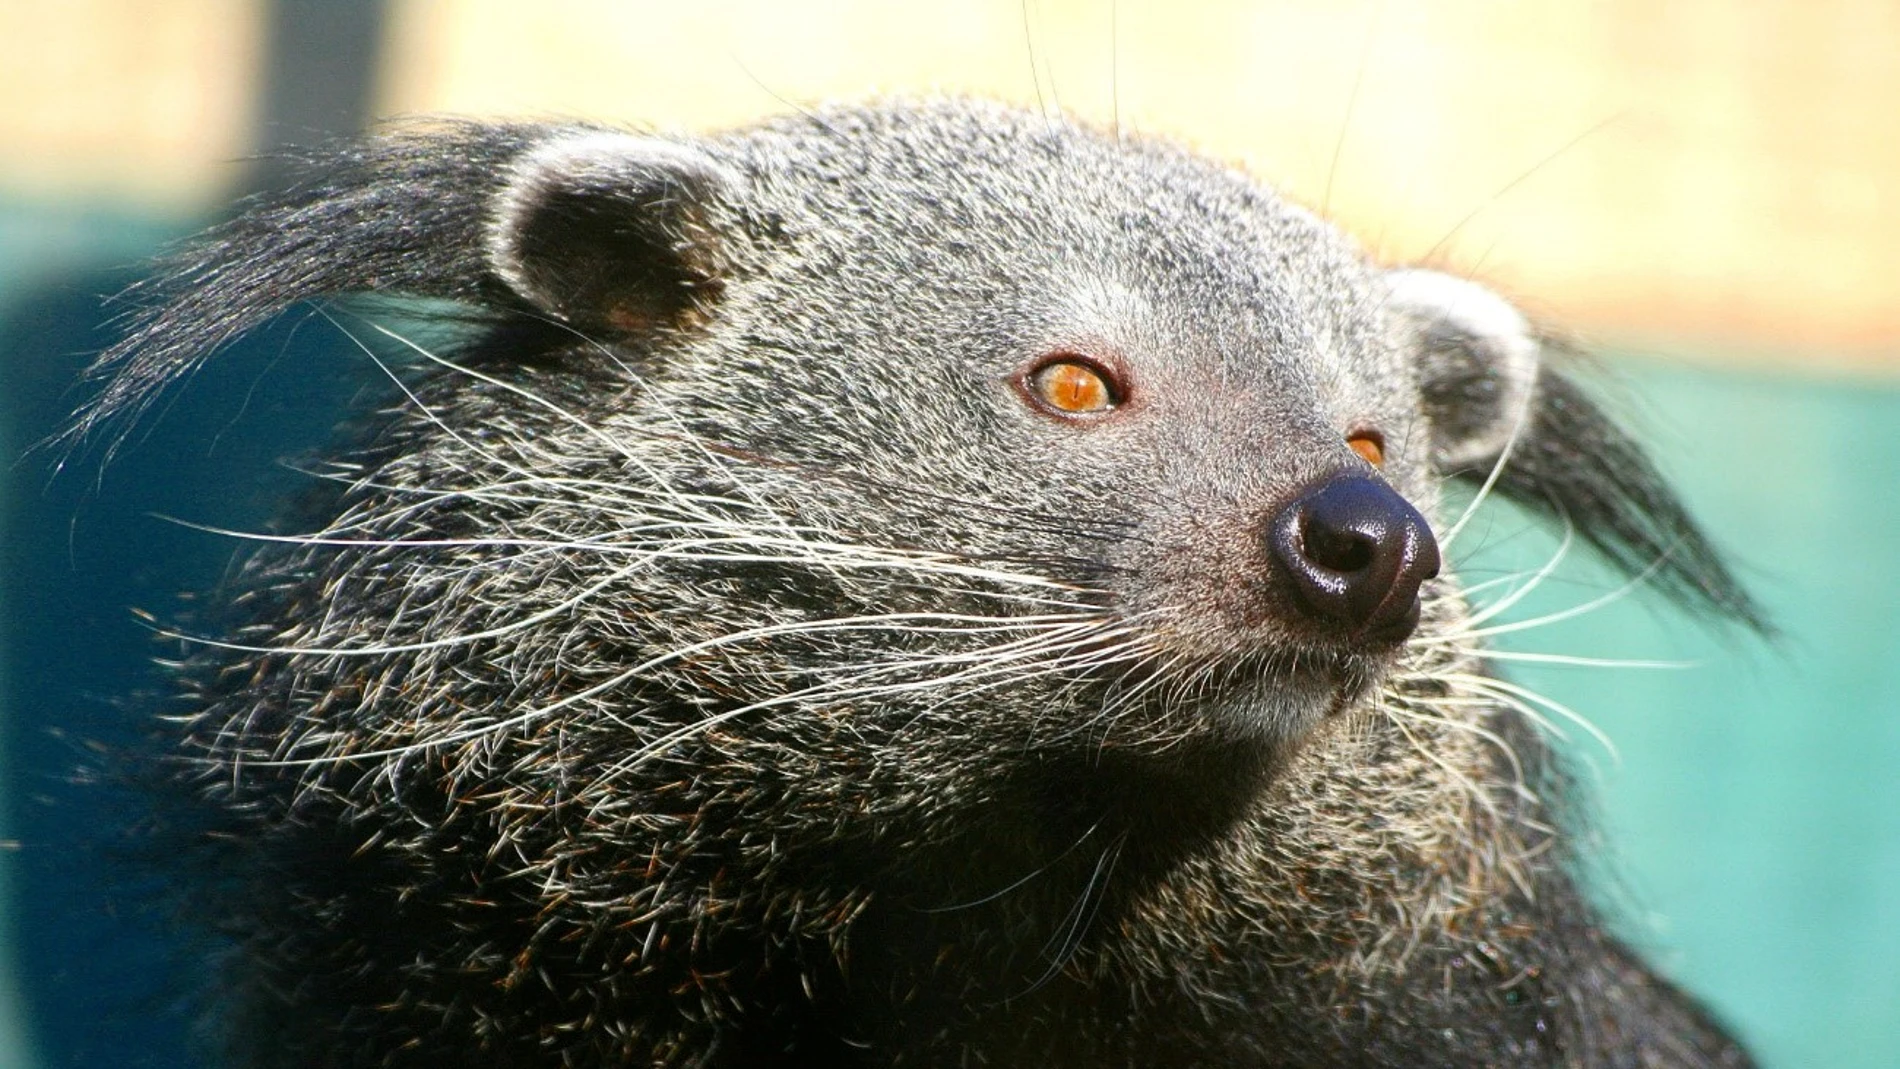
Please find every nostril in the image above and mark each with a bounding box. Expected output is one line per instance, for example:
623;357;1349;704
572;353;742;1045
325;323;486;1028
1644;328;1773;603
1301;518;1375;573
1268;474;1441;642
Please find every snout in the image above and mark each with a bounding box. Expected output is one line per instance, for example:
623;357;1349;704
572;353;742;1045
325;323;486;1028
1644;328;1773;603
1268;474;1440;644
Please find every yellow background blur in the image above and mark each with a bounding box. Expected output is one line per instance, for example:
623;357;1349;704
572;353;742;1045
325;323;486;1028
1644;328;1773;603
4;0;1897;370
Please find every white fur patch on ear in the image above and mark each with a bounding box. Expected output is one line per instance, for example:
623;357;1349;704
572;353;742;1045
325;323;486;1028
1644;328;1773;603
486;131;739;318
1383;268;1542;473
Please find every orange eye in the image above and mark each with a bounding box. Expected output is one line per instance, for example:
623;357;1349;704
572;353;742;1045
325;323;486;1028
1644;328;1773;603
1028;359;1119;415
1347;432;1385;467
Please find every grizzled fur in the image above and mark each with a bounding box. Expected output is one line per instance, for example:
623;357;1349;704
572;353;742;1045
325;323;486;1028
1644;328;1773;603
82;100;1759;1066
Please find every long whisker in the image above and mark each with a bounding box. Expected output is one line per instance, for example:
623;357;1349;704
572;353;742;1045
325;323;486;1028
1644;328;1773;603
156;518;1096;606
1379;692;1513;827
1438;550;1674;643
915;820;1103;915
1458;518;1577;629
1464;649;1690;670
1020;832;1126;997
236;608;1114;769
151;560;648;657
1440;671;1621;764
1437;380;1536;552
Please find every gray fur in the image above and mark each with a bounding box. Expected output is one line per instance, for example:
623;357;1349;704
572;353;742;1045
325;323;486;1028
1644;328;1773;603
91;99;1757;1067
1382;267;1542;472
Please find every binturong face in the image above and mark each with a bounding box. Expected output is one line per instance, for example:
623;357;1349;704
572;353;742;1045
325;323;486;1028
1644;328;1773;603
480;101;1496;772
464;101;1753;830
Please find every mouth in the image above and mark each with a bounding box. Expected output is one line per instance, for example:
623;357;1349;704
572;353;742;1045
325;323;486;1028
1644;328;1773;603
1212;650;1381;742
1102;642;1387;750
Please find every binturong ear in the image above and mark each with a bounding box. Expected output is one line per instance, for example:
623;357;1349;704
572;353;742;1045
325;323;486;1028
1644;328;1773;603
1383;268;1767;631
487;132;738;336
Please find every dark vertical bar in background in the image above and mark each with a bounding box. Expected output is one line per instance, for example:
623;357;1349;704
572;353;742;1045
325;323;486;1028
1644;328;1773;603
2;3;388;1067
252;0;390;191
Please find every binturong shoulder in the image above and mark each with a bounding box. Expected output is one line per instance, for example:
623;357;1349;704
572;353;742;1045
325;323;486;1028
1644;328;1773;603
83;98;1762;1067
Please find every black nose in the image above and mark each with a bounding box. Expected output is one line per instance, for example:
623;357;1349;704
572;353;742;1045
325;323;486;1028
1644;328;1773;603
1268;474;1441;643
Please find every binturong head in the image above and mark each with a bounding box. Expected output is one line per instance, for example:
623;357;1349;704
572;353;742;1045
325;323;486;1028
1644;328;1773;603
75;101;1765;1057
77;99;1761;816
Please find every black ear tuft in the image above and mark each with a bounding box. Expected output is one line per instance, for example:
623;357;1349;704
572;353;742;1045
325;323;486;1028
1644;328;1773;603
69;121;540;452
1386;269;1769;632
487;133;736;335
64;122;742;458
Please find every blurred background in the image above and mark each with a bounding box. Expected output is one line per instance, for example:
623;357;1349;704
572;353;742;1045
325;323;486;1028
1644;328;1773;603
1;1;1894;1065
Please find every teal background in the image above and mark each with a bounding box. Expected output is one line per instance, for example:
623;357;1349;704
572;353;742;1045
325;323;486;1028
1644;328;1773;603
1459;360;1900;1067
2;200;1897;1067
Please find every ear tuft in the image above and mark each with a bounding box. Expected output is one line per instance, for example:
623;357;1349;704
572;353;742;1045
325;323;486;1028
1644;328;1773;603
487;132;740;335
1386;268;1768;632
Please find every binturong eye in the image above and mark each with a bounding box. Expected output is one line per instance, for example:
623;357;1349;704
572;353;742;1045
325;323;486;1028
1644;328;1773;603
1026;357;1122;416
1347;431;1386;467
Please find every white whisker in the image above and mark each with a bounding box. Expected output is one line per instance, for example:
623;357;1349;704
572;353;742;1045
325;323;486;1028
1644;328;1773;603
1441;671;1620;764
1459;518;1577;629
244;608;1114;770
1442;550;1673;643
1464;649;1690;670
1437;377;1536;552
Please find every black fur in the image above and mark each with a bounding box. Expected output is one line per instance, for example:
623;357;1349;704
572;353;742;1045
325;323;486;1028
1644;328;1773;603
80;101;1760;1067
71;122;539;452
1487;361;1765;628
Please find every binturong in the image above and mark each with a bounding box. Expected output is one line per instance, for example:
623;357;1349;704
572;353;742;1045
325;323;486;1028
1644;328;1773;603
77;100;1765;1067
